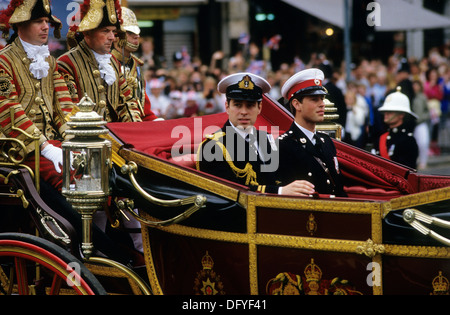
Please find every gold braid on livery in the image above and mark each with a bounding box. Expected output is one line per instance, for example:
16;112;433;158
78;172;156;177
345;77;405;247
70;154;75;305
0;38;73;154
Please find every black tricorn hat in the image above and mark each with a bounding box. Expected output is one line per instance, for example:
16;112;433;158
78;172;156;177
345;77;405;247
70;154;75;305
0;0;62;39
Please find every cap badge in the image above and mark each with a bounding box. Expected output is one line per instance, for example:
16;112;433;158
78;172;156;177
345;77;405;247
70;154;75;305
314;79;321;86
238;75;255;90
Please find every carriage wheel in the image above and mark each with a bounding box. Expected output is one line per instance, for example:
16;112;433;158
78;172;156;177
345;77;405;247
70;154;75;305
0;233;106;295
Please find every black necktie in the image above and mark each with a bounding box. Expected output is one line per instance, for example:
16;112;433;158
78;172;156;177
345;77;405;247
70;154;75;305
246;133;264;162
313;134;323;156
246;133;257;146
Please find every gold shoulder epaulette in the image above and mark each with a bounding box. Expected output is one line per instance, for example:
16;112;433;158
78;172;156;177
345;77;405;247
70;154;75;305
196;131;258;186
205;131;225;141
132;54;144;66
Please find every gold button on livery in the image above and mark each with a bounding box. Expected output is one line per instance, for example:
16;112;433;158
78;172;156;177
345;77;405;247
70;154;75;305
34;97;44;105
98;100;106;108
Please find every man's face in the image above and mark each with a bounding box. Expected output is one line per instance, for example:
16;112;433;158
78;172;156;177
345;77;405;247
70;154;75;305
17;17;49;46
84;26;116;54
226;99;261;130
126;31;140;48
383;111;405;128
292;94;326;131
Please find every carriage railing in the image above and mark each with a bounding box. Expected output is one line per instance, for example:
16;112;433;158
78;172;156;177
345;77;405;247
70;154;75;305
0;108;72;247
0;108;41;191
403;208;450;246
118;161;207;227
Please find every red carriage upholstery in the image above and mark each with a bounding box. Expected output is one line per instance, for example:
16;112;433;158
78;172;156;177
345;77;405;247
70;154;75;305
106;96;450;201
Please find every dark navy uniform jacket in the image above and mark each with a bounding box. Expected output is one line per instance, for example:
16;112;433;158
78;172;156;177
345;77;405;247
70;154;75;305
276;122;347;197
373;124;418;169
197;120;279;193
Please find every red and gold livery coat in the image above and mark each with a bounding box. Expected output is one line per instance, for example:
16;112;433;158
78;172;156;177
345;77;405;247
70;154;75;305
57;40;142;123
0;37;73;154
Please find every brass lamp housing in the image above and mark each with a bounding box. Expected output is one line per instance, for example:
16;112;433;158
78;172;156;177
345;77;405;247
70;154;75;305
316;98;342;140
61;94;112;259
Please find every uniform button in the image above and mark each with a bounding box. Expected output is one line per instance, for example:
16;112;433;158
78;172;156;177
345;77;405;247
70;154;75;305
35;82;40;90
34;97;44;105
93;70;100;78
308;172;312;177
98;100;106;108
326;180;331;184
29;109;36;117
98;85;105;93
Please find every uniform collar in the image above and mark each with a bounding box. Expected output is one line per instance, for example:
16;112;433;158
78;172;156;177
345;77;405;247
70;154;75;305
294;121;316;144
228;120;256;140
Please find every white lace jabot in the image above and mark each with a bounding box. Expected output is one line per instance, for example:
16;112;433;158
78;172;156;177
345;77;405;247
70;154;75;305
92;51;116;86
20;38;50;79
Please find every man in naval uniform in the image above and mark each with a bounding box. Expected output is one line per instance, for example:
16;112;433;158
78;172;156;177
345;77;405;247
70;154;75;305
0;0;74;191
111;7;158;121
276;68;347;197
196;72;280;193
57;0;142;123
372;87;418;169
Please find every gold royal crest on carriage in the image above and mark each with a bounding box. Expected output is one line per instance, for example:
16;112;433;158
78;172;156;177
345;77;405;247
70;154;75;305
266;258;362;295
193;251;225;295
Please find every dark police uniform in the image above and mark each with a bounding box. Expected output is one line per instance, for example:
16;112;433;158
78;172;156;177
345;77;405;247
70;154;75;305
373;125;418;169
373;87;419;169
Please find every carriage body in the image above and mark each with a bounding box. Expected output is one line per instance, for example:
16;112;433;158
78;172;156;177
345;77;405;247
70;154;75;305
1;94;450;295
107;95;450;295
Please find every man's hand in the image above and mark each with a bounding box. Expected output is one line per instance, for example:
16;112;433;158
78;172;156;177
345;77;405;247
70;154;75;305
41;143;63;173
281;180;315;196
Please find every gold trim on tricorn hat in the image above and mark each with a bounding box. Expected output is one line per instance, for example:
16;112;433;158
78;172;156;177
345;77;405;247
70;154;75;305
67;0;123;49
77;0;123;33
0;0;62;39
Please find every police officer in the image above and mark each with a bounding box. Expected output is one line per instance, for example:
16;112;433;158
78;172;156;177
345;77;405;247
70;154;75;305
276;68;347;197
196;72;279;193
372;87;419;169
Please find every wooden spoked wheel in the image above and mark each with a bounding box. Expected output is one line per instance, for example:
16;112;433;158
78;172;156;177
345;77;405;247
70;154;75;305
0;233;106;295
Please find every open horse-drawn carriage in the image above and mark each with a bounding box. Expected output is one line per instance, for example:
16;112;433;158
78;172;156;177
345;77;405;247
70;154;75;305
1;93;450;295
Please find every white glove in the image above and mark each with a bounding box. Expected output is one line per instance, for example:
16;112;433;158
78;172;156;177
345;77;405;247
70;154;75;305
41;144;63;173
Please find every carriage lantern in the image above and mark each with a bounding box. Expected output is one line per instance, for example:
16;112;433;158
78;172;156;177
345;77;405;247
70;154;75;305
61;94;112;259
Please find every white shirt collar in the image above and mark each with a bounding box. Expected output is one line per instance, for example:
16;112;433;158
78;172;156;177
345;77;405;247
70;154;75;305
19;37;50;79
294;121;316;144
229;120;255;140
92;50;116;86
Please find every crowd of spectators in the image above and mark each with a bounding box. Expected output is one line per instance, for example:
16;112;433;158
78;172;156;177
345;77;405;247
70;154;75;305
137;36;450;170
